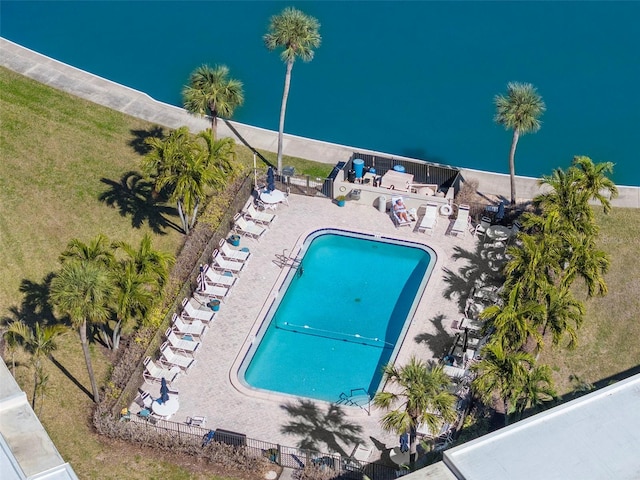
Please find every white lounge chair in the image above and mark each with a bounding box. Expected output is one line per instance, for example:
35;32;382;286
171;313;207;339
165;328;200;356
390;196;412;228
451;204;471;237
202;264;237;288
245;203;276;225
351;444;374;463
197;280;230;301
218;238;251;262
143;356;181;385
180;297;215;324
418;202;439;235
233;213;267;239
159;341;196;373
211;249;245;274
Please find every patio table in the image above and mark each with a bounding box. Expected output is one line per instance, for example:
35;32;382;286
486;225;511;241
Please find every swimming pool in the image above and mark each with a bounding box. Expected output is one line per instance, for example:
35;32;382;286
239;229;435;403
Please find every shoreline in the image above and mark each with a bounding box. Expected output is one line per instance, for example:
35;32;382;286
1;37;638;208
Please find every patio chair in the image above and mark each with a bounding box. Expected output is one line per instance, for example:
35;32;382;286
233;213;267;239
171;313;207;339
202;263;237;288
474;216;492;238
351;443;373;463
390;196;412;228
134;389;154;409
165;328;200;357
245;203;276;225
218;238;251;262
211;249;245;274
159;341;196;373
186;415;206;427
417;202;438;235
197;281;230;301
143;356;181;385
451;204;471;237
180;297;215;324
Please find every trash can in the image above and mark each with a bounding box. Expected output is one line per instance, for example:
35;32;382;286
353;159;365;179
347;169;356;182
228;234;240;247
378;195;387;212
393;164;406;173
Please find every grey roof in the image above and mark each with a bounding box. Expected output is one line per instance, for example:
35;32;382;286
440;373;640;480
0;361;78;480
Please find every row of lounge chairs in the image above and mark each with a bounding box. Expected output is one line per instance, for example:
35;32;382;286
143;231;255;386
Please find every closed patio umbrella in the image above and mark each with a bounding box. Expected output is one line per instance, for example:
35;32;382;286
160;377;170;403
267;167;275;192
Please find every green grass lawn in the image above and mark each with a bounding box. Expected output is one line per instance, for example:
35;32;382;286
1;65;639;477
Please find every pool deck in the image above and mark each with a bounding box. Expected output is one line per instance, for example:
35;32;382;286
149;194;480;459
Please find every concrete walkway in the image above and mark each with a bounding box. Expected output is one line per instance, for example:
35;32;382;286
2;37;638;208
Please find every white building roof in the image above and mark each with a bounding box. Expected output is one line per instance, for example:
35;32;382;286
439;373;640;479
0;361;78;480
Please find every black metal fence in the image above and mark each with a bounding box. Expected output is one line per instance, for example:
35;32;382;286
346;153;461;194
126;415;398;480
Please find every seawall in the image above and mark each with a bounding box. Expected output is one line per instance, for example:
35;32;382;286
1;37;638;208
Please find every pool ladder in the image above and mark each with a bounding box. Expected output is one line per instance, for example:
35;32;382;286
274;249;302;269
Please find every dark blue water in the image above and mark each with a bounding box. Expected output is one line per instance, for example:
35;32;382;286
243;232;433;402
2;1;638;185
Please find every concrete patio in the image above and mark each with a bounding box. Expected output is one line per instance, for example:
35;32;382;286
141;192;485;460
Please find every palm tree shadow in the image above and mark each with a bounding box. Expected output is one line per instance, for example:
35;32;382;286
49;354;94;400
441;242;507;313
280;399;363;457
129;126;165;155
98;171;181;234
222;119;275;169
3;274;60;329
414;314;454;359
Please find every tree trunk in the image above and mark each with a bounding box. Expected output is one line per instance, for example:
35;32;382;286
209;101;217;140
112;318;122;351
177;200;188;234
190;201;199;229
277;60;294;175
32;360;39;409
508;129;520;206
79;319;101;403
409;427;418;470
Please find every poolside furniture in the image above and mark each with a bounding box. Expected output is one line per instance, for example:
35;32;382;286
474;216;492;238
390;196;412;228
186;416;206;427
143;356;181;385
233;213;267;239
134;389;154;409
417;202;439;235
245;203;276;225
197;281;230;301
485;225;510;243
165;328;200;357
218;238;251;262
202;264;237;288
159;341;196;373
211;248;245;274
259;188;286;207
171;313;207;339
151;396;179;419
451;204;471;237
351;444;373;463
180;297;215;324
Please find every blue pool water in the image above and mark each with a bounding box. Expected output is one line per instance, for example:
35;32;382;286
241;230;435;402
2;1;638;185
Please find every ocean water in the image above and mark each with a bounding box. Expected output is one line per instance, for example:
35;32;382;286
2;1;639;185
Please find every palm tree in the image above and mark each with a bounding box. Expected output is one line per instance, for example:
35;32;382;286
143;126;218;233
560;231;610;297
571;155;618;214
197;128;237;174
264;6;321;174
538;285;585;350
182;64;244;140
503;234;556;301
112;233;174;290
5;321;66;408
50;260;114;403
471;342;534;425
494;82;546;205
480;288;544;353
59;233;114;266
511;364;556;420
373;357;457;469
110;234;173;349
